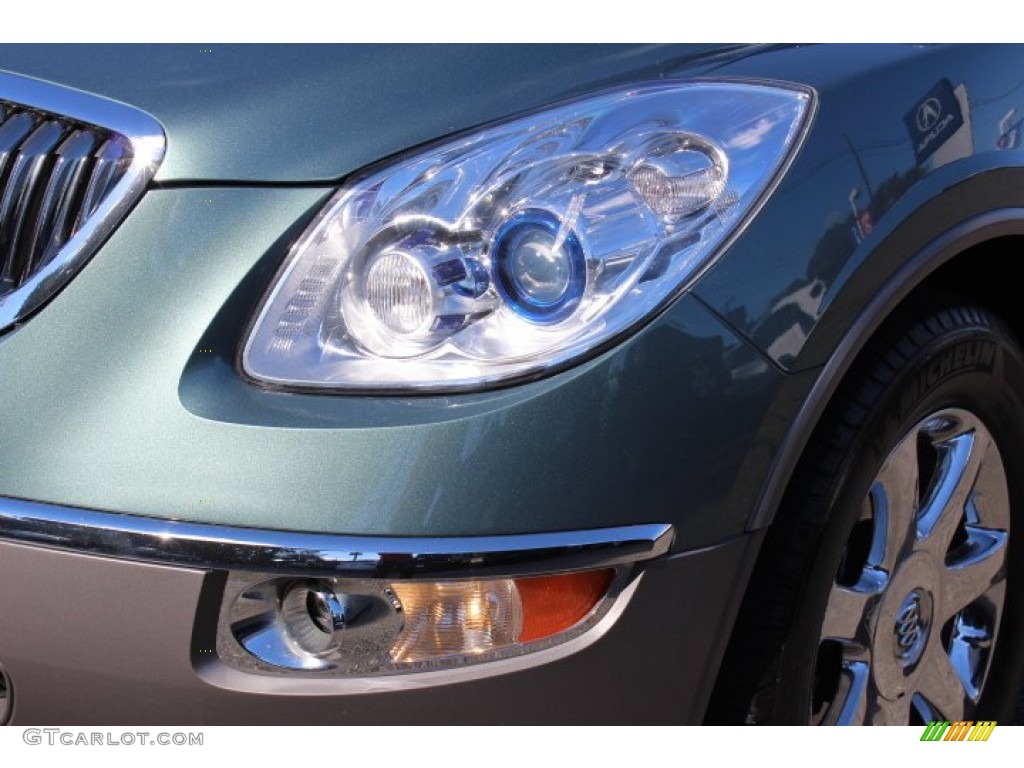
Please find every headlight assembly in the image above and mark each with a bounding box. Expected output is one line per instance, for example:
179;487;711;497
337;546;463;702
243;81;812;391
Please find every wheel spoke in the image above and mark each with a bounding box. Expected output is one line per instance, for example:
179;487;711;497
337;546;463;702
947;580;1004;701
821;569;885;645
912;692;941;724
828;660;870;725
869;435;919;573
869;691;912;725
968;435;1012;530
940;527;1008;622
917;430;985;557
916;643;969;721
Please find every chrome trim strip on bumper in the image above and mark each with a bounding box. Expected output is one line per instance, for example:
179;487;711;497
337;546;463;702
0;496;674;578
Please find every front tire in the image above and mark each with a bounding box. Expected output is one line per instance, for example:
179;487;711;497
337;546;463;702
708;295;1024;724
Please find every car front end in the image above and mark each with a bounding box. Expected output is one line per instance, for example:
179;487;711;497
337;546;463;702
2;43;1022;725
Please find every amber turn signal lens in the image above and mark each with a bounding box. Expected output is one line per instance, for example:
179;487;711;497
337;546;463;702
515;569;615;643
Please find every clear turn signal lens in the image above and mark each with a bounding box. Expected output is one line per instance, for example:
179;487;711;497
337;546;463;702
389;570;614;663
389;579;523;663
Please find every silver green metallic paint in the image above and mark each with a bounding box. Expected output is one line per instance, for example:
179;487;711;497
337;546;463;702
2;43;1024;723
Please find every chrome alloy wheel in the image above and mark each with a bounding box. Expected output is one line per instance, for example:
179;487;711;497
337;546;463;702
812;408;1010;725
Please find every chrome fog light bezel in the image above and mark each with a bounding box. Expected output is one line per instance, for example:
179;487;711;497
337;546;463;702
216;566;630;677
203;524;672;679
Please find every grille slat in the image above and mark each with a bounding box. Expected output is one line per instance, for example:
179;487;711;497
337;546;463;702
0;119;68;287
0;112;39;180
28;129;99;275
0;72;164;331
75;136;131;229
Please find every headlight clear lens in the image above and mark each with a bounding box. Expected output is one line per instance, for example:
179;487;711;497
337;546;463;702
243;81;811;391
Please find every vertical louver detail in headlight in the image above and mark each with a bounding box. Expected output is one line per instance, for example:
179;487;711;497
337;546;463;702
0;72;165;331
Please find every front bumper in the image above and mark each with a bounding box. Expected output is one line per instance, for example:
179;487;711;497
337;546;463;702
0;507;762;724
0;187;798;722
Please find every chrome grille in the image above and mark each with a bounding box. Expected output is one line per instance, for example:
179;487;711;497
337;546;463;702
0;71;164;331
0;105;129;292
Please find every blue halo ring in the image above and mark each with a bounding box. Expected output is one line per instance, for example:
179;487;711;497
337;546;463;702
492;209;586;324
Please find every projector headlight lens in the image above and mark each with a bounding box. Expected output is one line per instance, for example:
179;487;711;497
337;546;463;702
493;209;586;323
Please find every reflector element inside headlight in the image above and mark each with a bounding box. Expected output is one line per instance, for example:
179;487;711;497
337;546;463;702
244;81;811;390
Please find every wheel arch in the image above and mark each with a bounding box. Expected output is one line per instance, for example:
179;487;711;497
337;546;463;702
746;207;1024;534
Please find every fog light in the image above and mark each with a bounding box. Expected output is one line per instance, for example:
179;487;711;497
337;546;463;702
280;580;345;655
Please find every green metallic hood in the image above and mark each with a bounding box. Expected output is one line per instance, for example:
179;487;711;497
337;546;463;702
0;43;757;183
